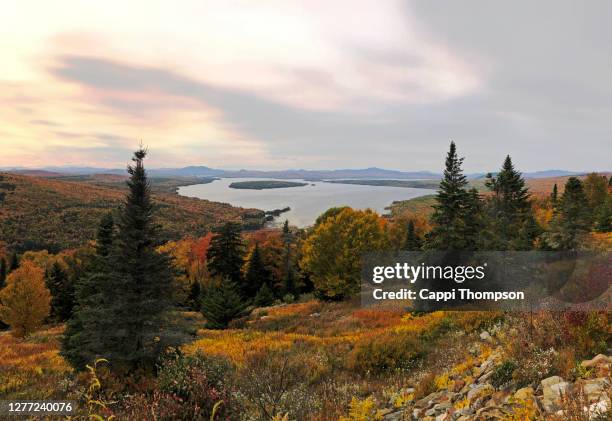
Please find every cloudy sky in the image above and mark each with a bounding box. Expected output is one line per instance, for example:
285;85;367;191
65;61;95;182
1;0;611;172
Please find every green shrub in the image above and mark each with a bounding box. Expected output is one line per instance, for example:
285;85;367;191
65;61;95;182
490;360;517;388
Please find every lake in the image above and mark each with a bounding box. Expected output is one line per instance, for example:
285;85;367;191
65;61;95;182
178;178;435;227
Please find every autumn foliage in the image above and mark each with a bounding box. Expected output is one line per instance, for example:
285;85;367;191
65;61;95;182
0;260;51;338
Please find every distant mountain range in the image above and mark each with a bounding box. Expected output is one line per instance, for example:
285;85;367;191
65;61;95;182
1;166;591;180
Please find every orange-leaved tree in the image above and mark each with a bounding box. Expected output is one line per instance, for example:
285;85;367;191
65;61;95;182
0;260;51;337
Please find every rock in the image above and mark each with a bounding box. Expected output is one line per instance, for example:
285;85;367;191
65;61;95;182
580;354;611;369
467;383;495;403
309;312;320;317
425;408;436;416
478;370;494;384
452;379;465;393
475;405;507;419
586;398;610;418
541;377;570;412
382;409;404;421
433;402;452;414
541;376;564;389
513;387;534;401
582;378;609;403
480;331;492;342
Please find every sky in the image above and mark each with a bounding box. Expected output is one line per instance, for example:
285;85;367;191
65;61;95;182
1;0;611;172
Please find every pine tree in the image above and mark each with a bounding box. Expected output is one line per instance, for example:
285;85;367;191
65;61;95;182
243;244;271;297
545;177;592;250
594;196;612;233
404;220;422;250
63;148;181;372
45;262;74;322
200;279;246;329
207;222;244;285
96;213;114;257
187;280;202;311
513;214;543;250
483;155;533;249
62;216;117;369
425;141;478;250
253;283;275;307
0;257;6;290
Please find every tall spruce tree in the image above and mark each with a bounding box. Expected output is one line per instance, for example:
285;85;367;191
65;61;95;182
243;244;271;297
484;155;533;249
63;148;181;372
62;215;116;368
545;177;592;250
45;262;74;322
551;184;558;207
200;279;246;329
404;220;423;250
426;141;479;250
207;222;245;285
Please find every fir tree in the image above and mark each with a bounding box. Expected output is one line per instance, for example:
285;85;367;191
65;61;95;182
187;280;202;311
45;262;74;322
200;279;246;329
404;220;422;250
483;155;532;249
594;196;612;233
96;213;114;257
513;214;543;250
243;244;271;297
545;177;592;250
207;222;244;285
551;184;558;206
426;141;478;250
63;148;181;372
253;283;275;307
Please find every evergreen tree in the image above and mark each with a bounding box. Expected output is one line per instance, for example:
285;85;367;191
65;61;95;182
483;155;532;249
594;196;612;233
187;280;202;311
551;183;558;206
404;220;422;250
253;283;275;307
426;141;479;250
513;214;543;250
96;213;114;257
200;279;246;329
63;148;181;371
45;262;74;322
207;222;244;285
0;257;6;290
62;216;116;369
243;244;271;297
544;177;592;250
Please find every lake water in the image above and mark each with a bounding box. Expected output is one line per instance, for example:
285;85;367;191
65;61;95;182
178;178;435;228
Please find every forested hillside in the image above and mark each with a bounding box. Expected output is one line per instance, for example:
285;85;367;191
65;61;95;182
0;173;262;252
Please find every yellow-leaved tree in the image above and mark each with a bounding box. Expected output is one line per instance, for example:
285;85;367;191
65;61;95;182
300;208;388;299
0;260;51;337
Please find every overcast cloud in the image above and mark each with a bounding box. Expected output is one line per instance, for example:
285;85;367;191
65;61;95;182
1;0;610;171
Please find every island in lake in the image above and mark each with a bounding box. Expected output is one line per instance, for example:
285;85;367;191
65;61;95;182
323;179;441;189
229;180;309;190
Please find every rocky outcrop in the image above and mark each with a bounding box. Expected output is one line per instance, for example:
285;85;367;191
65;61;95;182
381;331;611;421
